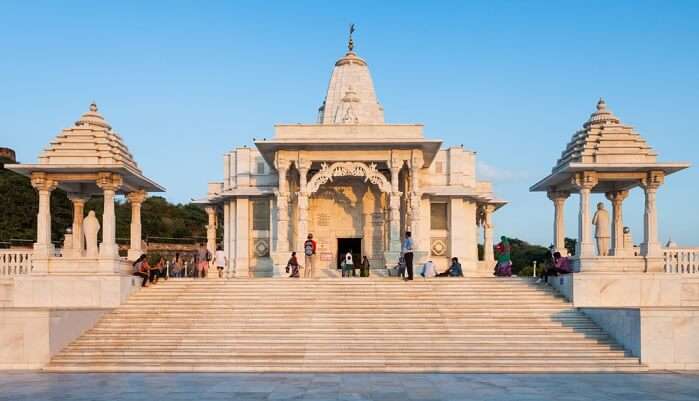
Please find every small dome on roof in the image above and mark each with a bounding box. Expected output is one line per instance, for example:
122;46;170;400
75;102;112;130
584;98;620;128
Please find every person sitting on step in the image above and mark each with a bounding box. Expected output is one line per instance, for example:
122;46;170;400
537;251;572;284
132;254;150;287
420;260;437;278
437;257;464;277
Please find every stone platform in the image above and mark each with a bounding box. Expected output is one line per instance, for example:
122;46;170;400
2;372;699;401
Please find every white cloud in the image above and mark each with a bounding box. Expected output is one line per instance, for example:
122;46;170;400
476;161;530;182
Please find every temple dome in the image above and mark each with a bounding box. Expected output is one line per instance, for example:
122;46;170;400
317;47;384;124
554;98;657;170
38;102;141;173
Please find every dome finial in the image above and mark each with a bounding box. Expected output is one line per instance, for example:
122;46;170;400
89;101;98;112
348;23;355;52
597;97;606;110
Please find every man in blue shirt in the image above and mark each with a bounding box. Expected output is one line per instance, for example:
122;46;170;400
401;231;414;281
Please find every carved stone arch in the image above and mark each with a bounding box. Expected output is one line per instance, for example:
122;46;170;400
306;162;391;194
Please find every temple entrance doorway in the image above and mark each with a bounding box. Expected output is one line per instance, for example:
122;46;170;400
336;238;362;269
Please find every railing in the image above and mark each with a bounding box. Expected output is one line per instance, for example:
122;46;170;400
0;249;34;276
664;248;699;274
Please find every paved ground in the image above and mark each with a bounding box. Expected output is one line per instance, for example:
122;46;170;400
0;373;698;401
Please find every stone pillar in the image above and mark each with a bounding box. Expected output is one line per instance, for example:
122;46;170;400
388;193;402;254
547;191;570;256
388;158;403;255
605;190;629;256
223;200;231;277
235;197;250;277
482;204;495;263
407;152;423;253
572;172;597;258
274;159;291;256
205;205;217;257
641;171;664;258
126;190;146;261
296;160;311;253
97;173;123;259
67;193;89;257
30;173;58;259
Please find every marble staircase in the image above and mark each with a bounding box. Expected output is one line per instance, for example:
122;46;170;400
45;278;645;372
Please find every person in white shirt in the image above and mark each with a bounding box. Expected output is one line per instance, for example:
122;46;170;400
342;250;354;277
214;245;227;279
420;260;437;278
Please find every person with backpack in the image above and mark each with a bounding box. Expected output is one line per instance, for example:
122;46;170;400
303;233;317;278
342;250;354;277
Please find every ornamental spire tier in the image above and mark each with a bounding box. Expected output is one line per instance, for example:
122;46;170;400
317;27;384;124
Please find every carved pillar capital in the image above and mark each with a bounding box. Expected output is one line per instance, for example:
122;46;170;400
30;172;58;192
96;172;123;192
67;193;89;205
571;171;598;190
605;189;629;203
127;189;147;205
547;190;570;202
640;171;664;191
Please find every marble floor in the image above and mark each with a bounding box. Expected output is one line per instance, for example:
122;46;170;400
0;373;698;401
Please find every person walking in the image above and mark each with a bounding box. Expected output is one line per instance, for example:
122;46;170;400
214;245;227;279
402;231;415;281
287;251;300;278
494;236;513;277
360;256;370;277
196;243;211;279
303;234;317;279
342;250;354;277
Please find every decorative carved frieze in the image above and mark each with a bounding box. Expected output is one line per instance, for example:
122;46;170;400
306;162;391;194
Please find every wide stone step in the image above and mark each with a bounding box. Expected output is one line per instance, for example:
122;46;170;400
47;279;644;372
44;364;646;373
46;357;642;366
69;338;623;347
66;341;623;353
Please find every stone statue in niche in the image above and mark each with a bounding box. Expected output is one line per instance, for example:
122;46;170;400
83;210;101;257
592;202;610;256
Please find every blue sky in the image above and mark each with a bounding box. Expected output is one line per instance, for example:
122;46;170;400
1;1;698;247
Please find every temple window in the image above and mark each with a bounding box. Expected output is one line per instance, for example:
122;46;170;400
252;199;270;230
430;202;448;230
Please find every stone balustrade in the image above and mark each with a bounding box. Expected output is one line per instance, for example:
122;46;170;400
664;248;699;273
0;249;34;276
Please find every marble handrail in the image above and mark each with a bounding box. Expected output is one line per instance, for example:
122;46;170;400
0;249;34;276
664;248;699;273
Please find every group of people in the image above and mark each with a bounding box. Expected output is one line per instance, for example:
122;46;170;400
285;234;372;278
393;256;464;279
131;243;229;287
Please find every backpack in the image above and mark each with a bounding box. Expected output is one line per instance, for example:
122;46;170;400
304;240;314;256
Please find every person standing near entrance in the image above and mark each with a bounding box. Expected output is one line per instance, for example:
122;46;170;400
303;233;317;278
402;231;415;281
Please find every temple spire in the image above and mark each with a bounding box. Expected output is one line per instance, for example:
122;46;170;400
348;23;355;52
